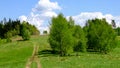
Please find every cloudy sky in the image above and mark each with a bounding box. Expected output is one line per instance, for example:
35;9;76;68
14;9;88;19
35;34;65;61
0;0;120;33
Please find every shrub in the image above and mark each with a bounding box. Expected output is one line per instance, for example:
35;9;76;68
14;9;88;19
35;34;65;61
43;31;48;35
20;22;31;40
6;38;12;43
4;31;13;38
21;28;30;40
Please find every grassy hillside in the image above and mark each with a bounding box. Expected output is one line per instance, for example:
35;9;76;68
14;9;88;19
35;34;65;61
0;35;120;68
0;36;35;68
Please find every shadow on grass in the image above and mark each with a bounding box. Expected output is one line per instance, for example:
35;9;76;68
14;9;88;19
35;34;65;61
17;39;30;42
17;40;24;41
38;49;106;58
38;50;59;57
38;50;84;57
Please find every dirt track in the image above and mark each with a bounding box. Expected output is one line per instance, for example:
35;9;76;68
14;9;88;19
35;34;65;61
26;45;41;68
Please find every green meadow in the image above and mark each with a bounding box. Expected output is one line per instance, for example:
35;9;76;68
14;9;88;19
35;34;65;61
0;36;120;68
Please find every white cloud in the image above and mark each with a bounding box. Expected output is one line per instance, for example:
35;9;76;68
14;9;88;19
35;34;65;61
19;0;120;34
19;15;27;22
19;0;61;34
72;12;120;27
32;0;61;12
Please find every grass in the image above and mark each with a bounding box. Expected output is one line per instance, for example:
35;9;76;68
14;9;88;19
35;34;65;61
39;52;120;68
38;36;120;68
0;36;34;68
31;62;37;68
0;35;120;68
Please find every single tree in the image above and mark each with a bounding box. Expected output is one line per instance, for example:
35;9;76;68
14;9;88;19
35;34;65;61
49;13;74;56
43;30;48;35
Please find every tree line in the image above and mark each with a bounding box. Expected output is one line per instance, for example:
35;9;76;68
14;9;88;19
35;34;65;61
49;13;117;56
0;18;39;41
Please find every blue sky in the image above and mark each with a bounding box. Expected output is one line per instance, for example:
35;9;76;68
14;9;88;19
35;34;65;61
0;0;120;32
52;0;120;16
0;0;120;19
0;0;38;19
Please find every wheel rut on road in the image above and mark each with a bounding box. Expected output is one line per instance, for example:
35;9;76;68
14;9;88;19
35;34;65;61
26;45;41;68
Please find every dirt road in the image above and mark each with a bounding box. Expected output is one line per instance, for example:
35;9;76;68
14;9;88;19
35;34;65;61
26;45;41;68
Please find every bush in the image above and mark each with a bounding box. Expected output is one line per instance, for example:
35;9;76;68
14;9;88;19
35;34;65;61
20;22;31;40
21;28;30;40
43;31;47;35
6;38;12;43
115;27;120;36
84;18;117;54
4;31;13;38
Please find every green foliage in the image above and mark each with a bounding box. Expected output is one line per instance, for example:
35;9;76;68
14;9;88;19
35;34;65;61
23;22;40;35
0;23;4;38
49;13;74;56
0;18;39;39
3;19;21;38
85;18;117;53
0;38;7;45
43;30;48;35
115;27;120;36
21;22;31;40
49;14;88;56
4;31;13;38
61;30;74;56
22;29;31;40
73;25;87;52
6;38;12;43
67;17;87;52
111;20;116;28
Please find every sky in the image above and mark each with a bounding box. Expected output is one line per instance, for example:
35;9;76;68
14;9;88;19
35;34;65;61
0;0;120;33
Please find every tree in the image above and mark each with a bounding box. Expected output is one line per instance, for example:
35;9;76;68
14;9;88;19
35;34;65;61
111;20;116;28
115;27;120;36
0;18;39;39
49;13;74;56
0;23;4;38
4;31;13;38
43;30;48;35
67;17;87;52
25;22;40;35
73;25;87;52
85;18;117;54
20;21;30;40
